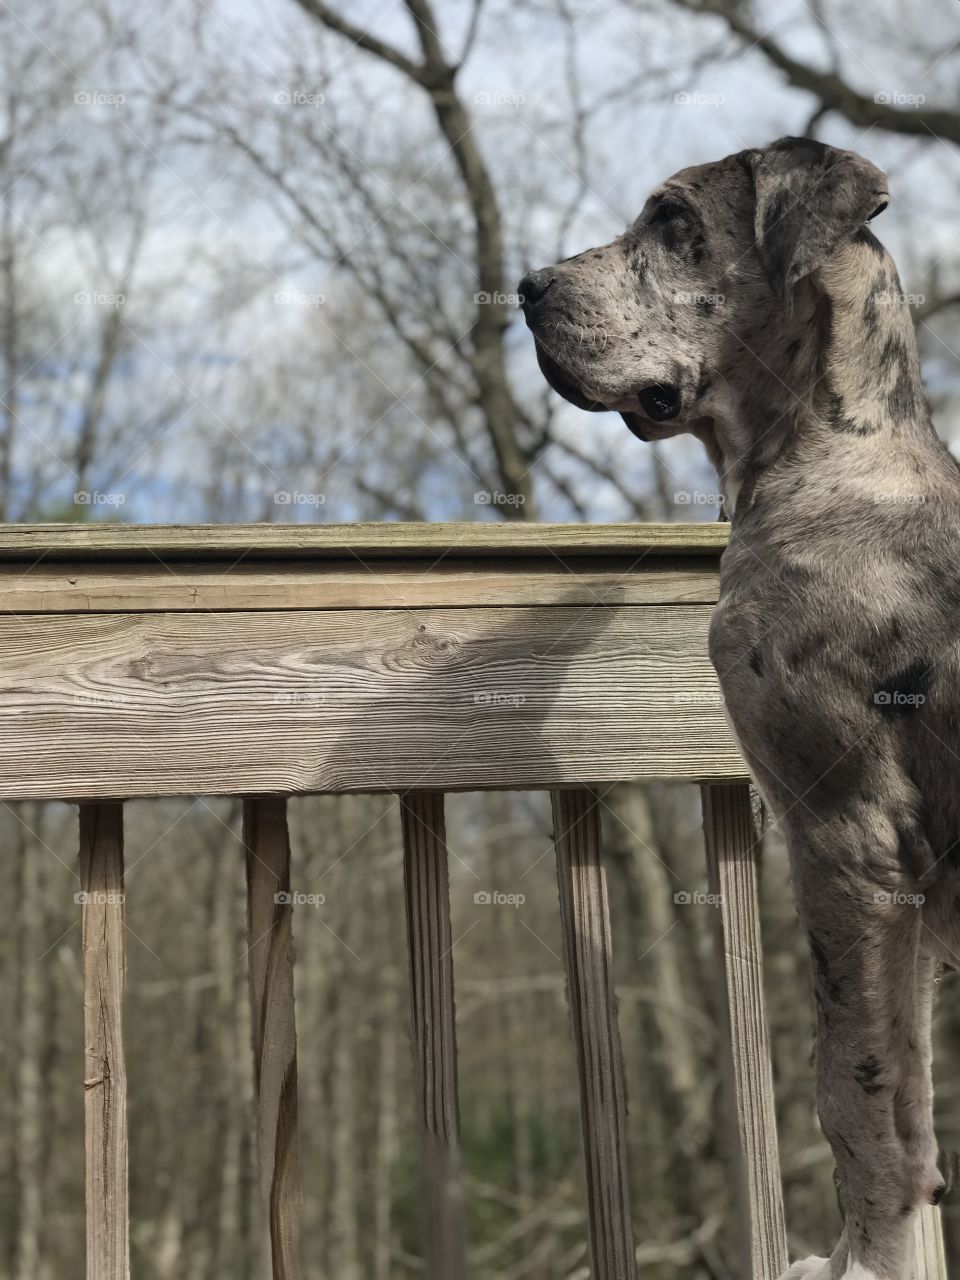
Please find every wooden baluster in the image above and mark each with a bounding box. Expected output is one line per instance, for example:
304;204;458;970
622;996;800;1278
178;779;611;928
701;783;789;1280
913;1203;948;1280
401;793;468;1280
551;788;637;1280
80;802;129;1280
244;797;303;1280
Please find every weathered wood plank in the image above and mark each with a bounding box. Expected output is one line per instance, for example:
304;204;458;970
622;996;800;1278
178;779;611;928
701;784;788;1280
0;555;720;612
79;802;129;1280
912;1204;948;1280
401;794;468;1280
243;798;302;1280
0;520;728;562
552;788;637;1280
0;605;745;799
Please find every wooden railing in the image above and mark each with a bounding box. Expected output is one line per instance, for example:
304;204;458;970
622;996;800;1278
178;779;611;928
0;521;945;1280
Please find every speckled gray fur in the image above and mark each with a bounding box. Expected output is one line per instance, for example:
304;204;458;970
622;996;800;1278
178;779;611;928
521;137;960;1280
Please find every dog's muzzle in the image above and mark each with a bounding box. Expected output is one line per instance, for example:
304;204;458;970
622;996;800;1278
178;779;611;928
519;271;608;413
518;270;683;427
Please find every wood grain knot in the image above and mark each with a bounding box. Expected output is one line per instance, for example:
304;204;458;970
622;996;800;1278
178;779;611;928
383;627;463;671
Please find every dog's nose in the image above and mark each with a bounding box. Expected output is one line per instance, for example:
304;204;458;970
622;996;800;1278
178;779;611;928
518;268;555;311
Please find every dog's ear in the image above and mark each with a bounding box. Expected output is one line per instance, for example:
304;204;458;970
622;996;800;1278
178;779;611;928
751;137;888;309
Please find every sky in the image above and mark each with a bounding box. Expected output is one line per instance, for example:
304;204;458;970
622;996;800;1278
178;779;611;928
11;0;960;521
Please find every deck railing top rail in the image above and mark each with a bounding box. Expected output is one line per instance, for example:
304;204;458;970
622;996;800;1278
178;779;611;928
0;520;742;799
0;519;730;561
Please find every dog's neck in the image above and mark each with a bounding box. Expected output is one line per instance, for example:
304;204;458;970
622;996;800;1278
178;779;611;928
697;230;954;524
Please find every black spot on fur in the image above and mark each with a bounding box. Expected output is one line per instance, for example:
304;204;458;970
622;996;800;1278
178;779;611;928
784;339;800;362
880;333;908;368
762;193;789;244
887;367;924;422
915;559;960;614
862;274;887;335
748;648;764;676
809;932;844;1003
825;391;878;437
855;1056;884;1094
786;631;826;671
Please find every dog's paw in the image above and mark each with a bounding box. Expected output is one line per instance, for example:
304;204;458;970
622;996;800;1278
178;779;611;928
779;1257;830;1280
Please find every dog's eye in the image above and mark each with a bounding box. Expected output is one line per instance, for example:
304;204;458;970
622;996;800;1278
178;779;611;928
649;200;690;226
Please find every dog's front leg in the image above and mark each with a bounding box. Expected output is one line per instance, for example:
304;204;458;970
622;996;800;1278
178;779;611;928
893;948;940;1211
780;820;940;1280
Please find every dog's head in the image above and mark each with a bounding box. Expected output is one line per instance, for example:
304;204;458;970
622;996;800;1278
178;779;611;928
520;137;888;441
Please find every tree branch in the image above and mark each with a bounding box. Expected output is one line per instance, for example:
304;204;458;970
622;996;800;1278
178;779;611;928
547;433;653;519
456;0;486;69
673;0;960;145
293;0;426;84
293;0;536;513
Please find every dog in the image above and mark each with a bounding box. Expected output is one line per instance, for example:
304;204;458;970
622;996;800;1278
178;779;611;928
520;136;960;1280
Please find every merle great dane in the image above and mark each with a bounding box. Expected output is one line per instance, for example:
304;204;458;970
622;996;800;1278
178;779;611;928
520;136;960;1280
